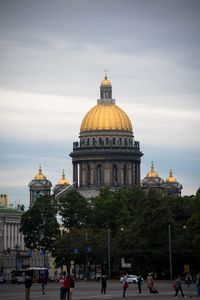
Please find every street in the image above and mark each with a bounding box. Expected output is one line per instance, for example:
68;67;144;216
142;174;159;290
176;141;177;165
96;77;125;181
0;280;199;300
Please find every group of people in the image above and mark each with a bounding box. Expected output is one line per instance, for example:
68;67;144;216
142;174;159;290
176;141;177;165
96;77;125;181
121;271;200;298
24;270;200;299
24;274;48;300
59;275;75;300
24;273;75;300
121;274;143;298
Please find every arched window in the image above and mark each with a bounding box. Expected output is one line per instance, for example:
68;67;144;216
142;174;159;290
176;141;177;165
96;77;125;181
96;164;102;186
112;164;118;186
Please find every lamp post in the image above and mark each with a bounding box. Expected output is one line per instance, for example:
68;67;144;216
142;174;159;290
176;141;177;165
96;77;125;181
107;228;111;280
168;224;173;280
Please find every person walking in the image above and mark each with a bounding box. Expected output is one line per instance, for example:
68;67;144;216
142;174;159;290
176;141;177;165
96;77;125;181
196;272;200;296
69;275;75;300
137;275;142;294
174;275;185;297
101;276;107;294
41;275;48;294
64;275;71;300
147;273;154;293
185;272;192;287
24;274;32;300
59;275;66;300
122;275;129;298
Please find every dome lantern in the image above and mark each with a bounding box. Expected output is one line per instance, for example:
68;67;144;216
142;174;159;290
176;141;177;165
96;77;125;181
100;70;112;100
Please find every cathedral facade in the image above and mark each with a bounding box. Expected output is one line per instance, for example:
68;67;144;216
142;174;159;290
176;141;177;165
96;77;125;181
28;74;182;204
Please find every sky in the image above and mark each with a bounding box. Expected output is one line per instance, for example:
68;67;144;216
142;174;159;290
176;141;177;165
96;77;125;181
0;0;200;209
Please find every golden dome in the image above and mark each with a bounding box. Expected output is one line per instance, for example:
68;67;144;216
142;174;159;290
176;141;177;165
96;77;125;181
80;103;132;132
34;166;46;180
101;78;111;87
58;170;70;185
146;162;159;177
166;170;177;182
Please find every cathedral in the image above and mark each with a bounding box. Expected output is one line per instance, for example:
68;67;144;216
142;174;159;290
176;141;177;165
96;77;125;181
28;74;182;206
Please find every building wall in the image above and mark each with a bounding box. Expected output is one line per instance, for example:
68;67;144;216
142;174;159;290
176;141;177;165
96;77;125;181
0;211;44;279
0;194;8;206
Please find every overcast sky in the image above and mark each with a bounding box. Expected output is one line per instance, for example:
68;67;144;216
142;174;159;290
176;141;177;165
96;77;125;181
0;0;200;208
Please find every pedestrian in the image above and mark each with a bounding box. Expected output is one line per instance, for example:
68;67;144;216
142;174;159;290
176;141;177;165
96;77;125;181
64;275;71;300
101;276;107;294
24;274;32;300
196;272;200;296
174;275;185;297
185;272;192;287
59;275;66;300
122;275;129;298
137;274;142;294
147;273;154;293
69;275;75;300
41;275;48;294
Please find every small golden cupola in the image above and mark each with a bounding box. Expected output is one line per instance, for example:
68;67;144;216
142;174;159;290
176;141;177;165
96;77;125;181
58;170;70;185
53;170;70;197
34;165;46;180
165;170;177;183
146;162;159;177
100;70;112;88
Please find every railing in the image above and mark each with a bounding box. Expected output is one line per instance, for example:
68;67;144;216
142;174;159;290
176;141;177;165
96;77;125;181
72;140;140;151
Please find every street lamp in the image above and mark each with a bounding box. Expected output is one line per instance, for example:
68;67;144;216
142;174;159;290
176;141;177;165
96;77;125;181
107;228;111;280
168;224;173;280
107;227;124;280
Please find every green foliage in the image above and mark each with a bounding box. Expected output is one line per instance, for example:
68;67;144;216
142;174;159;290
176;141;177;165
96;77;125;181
20;195;59;251
59;190;90;228
22;186;200;278
187;188;200;253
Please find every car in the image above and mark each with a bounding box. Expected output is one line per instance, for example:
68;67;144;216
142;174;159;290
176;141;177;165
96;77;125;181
0;276;6;283
120;274;144;284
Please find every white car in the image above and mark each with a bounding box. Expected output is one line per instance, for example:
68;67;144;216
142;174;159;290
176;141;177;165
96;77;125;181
120;274;143;284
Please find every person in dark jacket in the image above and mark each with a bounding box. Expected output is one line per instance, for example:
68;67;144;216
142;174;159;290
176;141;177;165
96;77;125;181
101;276;107;294
137;275;142;294
196;272;200;296
41;275;48;294
24;274;32;300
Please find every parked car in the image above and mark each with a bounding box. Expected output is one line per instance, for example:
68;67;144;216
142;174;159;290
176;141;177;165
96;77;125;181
0;276;6;283
120;274;144;284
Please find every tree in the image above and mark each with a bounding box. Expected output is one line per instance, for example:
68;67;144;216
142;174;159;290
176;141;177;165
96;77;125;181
59;190;90;229
20;195;59;252
187;188;200;258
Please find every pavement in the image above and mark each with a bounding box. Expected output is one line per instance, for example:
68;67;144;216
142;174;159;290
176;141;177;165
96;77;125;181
0;280;199;300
